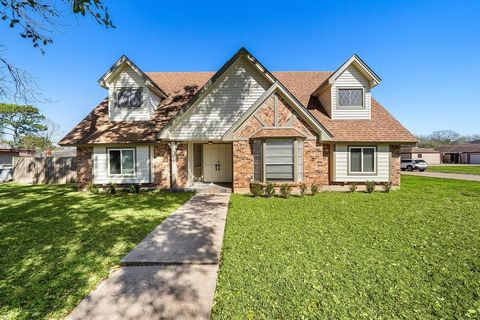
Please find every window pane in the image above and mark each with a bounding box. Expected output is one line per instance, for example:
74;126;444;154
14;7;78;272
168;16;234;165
117;89;142;108
266;140;293;164
253;140;262;181
266;164;294;181
339;89;363;107
362;148;375;172
129;89;142;108
122;150;134;175
117;91;130;108
109;150;121;174
350;148;362;172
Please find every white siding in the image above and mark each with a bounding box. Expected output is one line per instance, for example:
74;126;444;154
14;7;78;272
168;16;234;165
168;57;271;140
333;144;390;182
331;65;371;120
93;145;152;184
108;66;161;121
317;86;332;117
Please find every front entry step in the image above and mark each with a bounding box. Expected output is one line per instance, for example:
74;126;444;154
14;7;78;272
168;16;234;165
185;182;232;194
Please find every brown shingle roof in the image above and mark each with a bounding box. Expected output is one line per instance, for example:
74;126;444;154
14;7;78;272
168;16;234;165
60;71;416;145
436;144;480;153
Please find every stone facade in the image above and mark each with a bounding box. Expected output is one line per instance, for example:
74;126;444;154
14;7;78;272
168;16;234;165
390;144;401;186
76;147;93;191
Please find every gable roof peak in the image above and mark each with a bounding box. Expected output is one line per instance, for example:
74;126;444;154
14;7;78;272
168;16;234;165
329;54;382;87
98;54;167;98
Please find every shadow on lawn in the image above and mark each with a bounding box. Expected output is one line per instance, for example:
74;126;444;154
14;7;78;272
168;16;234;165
0;184;191;319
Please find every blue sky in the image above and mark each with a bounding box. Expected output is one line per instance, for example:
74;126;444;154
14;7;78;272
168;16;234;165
1;0;479;139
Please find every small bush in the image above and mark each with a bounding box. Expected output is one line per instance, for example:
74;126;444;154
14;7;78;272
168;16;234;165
130;184;141;194
365;181;375;193
250;182;264;197
299;183;308;197
265;182;275;198
383;181;392;193
280;183;292;198
310;183;319;196
349;183;358;193
106;182;117;195
87;182;99;194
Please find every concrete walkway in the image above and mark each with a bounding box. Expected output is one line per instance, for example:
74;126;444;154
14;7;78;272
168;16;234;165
402;171;480;182
68;193;230;320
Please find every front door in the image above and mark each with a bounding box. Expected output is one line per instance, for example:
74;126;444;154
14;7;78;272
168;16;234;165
203;144;232;182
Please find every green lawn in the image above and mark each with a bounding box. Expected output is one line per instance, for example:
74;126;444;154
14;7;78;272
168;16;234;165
428;165;480;175
213;176;480;319
0;184;192;320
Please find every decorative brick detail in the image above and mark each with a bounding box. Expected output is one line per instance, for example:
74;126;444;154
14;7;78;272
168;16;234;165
153;143;171;189
390;144;401;186
233;140;253;191
176;143;188;188
231;90;330;192
76;147;93;191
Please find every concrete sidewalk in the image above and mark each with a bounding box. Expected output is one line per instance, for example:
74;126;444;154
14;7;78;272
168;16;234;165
402;171;480;182
68;193;230;320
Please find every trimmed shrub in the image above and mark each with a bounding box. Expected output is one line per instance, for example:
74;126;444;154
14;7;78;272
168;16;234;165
130;183;141;194
280;183;292;198
265;182;275;198
383;181;392;193
310;183;319;196
349;183;358;193
299;183;308;197
106;182;117;195
250;182;264;197
87;182;99;194
365;181;375;193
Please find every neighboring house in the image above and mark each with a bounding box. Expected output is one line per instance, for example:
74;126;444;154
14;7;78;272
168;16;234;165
59;48;416;192
399;147;441;164
0;144;35;167
436;144;480;164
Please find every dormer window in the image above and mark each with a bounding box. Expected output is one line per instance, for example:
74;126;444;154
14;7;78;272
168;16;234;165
116;88;143;109
338;88;364;108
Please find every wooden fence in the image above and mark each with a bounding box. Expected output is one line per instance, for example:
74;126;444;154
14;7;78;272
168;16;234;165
13;156;77;184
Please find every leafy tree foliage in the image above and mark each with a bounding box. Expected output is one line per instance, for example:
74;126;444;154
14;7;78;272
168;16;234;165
18;134;54;151
0;103;47;147
0;1;114;102
416;130;480;148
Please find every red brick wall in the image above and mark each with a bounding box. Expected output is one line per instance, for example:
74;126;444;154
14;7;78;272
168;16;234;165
390;145;401;186
176;143;188;188
233;140;253;192
152;143;188;189
76;147;93;191
232;92;330;192
153;144;171;189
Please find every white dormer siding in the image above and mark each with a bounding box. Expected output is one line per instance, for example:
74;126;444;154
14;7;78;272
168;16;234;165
167;57;271;140
331;65;371;120
107;66;161;121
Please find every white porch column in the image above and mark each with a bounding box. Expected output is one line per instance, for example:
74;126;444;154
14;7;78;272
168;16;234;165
170;142;178;191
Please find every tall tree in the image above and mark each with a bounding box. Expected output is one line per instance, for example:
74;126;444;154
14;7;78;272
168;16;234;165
0;0;114;103
0;103;47;147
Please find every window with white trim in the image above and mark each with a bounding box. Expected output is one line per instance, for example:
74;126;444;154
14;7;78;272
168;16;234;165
252;139;303;182
338;88;364;107
116;88;143;109
108;149;135;175
349;146;375;173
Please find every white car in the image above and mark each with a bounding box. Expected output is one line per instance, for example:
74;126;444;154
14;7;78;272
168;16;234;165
401;159;428;172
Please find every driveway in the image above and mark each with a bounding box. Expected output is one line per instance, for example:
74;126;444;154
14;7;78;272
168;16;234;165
402;171;480;182
68;193;230;320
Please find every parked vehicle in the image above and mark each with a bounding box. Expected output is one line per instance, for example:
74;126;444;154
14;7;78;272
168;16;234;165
401;159;428;171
